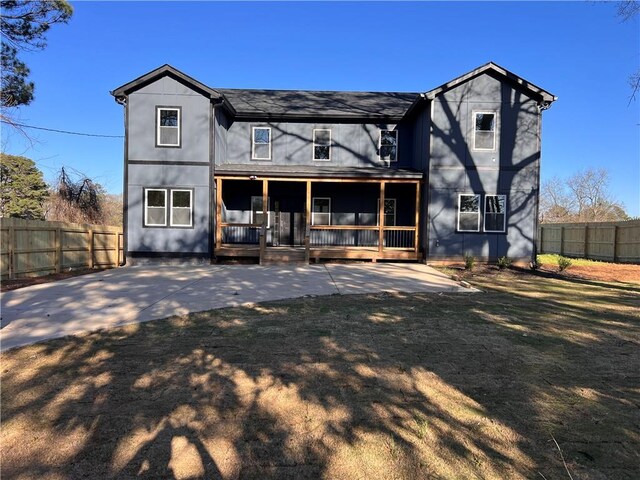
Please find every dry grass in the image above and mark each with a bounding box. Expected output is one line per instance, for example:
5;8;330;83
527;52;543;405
1;269;638;479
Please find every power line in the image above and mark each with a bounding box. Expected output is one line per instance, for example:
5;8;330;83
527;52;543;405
1;121;124;138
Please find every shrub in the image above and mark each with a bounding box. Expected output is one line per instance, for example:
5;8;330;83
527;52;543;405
464;253;475;271
497;256;512;270
557;256;572;272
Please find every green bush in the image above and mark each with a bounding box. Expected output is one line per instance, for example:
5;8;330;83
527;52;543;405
497;256;512;270
464;253;475;271
557;256;572;272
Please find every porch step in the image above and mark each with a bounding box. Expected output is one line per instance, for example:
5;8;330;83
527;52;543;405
261;247;307;265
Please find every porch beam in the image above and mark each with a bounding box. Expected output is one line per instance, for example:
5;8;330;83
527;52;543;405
305;180;311;263
214;175;421;184
378;181;386;256
415;181;421;254
215;177;222;251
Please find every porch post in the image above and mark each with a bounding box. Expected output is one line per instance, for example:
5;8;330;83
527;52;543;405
378;180;386;257
305;180;311;263
215;177;222;251
260;179;268;264
414;181;420;255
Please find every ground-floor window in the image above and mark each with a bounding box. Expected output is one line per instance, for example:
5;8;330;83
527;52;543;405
377;198;396;226
457;194;481;232
457;193;507;233
484;194;507;232
312;197;331;225
144;187;193;228
251;195;271;225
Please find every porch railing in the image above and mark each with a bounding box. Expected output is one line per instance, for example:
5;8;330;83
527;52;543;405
221;223;261;244
309;225;416;250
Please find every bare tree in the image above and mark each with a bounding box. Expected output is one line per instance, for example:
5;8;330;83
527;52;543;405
617;0;640;103
540;176;573;223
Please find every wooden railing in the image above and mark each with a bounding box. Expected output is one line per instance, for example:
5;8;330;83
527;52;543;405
220;223;261;244
309;225;416;250
0;218;123;280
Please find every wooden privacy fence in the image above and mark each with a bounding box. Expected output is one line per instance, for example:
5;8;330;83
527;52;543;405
538;220;640;264
1;218;123;280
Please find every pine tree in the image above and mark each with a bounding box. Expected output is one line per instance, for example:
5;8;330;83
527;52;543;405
0;153;49;219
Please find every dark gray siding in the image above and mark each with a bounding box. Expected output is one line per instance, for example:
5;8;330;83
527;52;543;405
221;121;412;169
426;72;541;261
125;75;212;257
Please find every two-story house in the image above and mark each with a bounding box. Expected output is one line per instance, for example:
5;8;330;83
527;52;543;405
111;62;556;265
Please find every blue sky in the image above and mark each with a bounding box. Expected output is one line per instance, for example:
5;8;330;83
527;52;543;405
2;1;639;216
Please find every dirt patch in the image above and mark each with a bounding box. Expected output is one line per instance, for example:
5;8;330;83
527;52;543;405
0;268;107;292
1;269;638;479
539;262;640;284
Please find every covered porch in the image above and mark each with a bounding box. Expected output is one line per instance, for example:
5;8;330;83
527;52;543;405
214;166;422;263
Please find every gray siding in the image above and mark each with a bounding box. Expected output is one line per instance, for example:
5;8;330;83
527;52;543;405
222;121;412;169
425;72;541;261
127;164;210;254
128;76;211;162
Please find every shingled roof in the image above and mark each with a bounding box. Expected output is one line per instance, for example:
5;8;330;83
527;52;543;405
217;88;418;120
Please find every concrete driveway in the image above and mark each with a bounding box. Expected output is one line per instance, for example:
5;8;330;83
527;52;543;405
1;263;471;351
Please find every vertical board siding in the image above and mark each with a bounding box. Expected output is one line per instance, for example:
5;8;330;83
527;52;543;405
0;218;123;279
538;220;640;264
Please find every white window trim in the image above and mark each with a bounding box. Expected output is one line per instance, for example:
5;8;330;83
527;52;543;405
378;129;398;163
144;188;167;227
250;195;271;226
252;127;272;160
377;198;397;226
313;128;332;161
484;194;507;233
472;111;497;151
457;193;481;232
156;107;181;147
311;197;331;226
170;189;193;227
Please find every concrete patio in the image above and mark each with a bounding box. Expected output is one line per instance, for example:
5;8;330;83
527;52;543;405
1;263;471;351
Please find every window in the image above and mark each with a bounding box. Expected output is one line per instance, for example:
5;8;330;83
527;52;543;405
474;112;496;150
251;196;271;226
312;197;331;225
145;189;167;226
484;195;507;232
377;198;396;226
379;130;398;162
170;190;193;227
313;129;331;161
457;194;480;232
252;127;271;160
156;107;181;147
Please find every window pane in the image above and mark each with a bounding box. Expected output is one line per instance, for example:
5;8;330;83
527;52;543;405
254;128;270;144
172;191;191;208
172;208;191;226
254;144;270;159
380;130;397;146
313;213;330;225
475;113;494;132
485;195;505;214
475;131;494;149
147;207;165;225
384;199;395;215
147;190;166;207
160;109;178;127
251;196;264;211
314;145;330;160
460;195;479;213
313;199;330;213
459;213;479;231
314;130;330;145
380;145;397;161
485;214;505;232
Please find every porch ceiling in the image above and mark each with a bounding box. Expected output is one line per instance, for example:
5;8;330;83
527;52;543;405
214;164;423;181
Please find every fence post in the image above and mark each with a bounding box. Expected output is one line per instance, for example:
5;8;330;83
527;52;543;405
584;225;589;259
612;226;618;263
113;231;119;267
8;223;15;280
88;228;94;269
559;226;564;256
55;228;62;273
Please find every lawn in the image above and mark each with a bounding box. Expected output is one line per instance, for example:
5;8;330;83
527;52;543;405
1;269;638;479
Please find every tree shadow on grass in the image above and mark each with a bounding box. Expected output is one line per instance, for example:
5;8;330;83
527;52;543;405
1;271;638;479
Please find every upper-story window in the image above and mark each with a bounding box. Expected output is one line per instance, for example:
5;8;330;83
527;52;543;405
252;127;271;160
473;112;496;150
313;129;331;161
379;130;398;162
156;107;181;147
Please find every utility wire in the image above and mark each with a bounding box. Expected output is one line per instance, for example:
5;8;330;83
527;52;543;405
1;120;124;138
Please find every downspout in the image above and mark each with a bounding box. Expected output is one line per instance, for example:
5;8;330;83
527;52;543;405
115;95;128;266
532;100;551;266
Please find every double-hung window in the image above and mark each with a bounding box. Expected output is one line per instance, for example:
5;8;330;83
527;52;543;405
379;130;398;162
252;127;271;160
311;197;331;226
313;129;331;161
457;194;481;232
251;196;271;226
484;195;506;232
473;112;496;150
144;188;193;227
156;107;181;147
